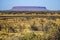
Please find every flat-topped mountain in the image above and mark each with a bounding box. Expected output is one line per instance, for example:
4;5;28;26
10;6;47;11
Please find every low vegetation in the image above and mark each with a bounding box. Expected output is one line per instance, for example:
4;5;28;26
0;11;60;40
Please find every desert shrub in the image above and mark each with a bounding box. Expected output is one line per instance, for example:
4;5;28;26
0;17;60;40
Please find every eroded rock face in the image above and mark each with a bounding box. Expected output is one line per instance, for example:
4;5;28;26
10;6;47;11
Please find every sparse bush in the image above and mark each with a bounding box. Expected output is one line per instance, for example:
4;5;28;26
0;12;60;40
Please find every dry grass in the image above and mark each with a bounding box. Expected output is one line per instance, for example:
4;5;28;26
0;12;60;40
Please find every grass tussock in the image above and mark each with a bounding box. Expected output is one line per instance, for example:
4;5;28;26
0;17;60;40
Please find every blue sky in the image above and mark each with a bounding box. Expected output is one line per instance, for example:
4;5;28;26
0;0;60;10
